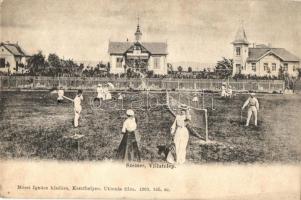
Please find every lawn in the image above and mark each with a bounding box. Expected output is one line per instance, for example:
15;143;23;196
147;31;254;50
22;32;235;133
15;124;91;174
0;90;300;163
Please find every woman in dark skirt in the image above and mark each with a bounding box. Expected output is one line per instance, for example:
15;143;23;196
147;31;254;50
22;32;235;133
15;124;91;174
116;109;141;162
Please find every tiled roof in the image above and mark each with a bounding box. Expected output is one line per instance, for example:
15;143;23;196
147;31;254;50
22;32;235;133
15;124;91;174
1;42;29;56
232;25;249;44
108;42;168;55
247;48;300;62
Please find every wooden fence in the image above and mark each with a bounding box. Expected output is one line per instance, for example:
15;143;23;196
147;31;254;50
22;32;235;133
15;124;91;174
0;76;285;92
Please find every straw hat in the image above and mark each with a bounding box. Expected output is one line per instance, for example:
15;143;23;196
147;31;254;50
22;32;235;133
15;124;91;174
250;93;255;96
126;109;134;116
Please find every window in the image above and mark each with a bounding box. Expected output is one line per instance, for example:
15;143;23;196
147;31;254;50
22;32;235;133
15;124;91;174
272;63;276;71
153;57;160;69
0;58;5;68
251;63;256;71
236;47;241;56
284;63;288;71
264;63;268;71
116;57;123;68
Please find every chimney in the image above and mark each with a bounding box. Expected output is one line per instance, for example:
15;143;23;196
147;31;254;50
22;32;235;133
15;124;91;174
267;43;272;48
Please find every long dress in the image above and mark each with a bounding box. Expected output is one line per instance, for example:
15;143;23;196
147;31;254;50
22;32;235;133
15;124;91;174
116;117;141;162
167;114;189;164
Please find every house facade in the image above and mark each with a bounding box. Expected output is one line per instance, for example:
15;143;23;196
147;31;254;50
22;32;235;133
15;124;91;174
232;25;300;77
0;42;30;74
108;23;168;75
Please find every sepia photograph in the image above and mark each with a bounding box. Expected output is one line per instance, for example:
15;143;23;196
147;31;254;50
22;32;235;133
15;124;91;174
0;0;300;199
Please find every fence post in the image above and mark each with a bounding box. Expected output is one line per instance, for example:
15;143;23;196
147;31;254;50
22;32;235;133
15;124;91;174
177;80;180;90
205;110;208;142
268;81;271;92
202;89;205;109
146;90;149;110
8;75;11;89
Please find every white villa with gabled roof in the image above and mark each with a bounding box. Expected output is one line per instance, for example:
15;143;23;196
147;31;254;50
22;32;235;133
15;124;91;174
108;22;168;75
0;42;30;74
232;24;300;77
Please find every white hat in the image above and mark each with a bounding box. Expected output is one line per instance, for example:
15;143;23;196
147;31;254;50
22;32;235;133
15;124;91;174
98;83;102;87
250;93;255;96
126;109;134;116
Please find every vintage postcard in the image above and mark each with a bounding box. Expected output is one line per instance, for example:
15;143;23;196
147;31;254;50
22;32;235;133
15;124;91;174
0;0;300;199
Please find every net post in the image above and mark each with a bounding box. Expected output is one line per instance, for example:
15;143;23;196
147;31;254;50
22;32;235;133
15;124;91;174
121;98;124;110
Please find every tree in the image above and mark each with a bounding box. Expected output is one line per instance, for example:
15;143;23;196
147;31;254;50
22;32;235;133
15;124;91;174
27;51;47;75
167;63;173;74
48;53;61;76
126;68;132;78
215;57;233;79
147;70;154;78
188;66;192;73
48;53;60;68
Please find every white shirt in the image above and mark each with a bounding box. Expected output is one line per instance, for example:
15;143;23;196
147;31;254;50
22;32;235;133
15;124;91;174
74;95;83;111
242;97;259;110
171;114;190;134
122;117;137;133
57;89;64;99
97;87;104;98
192;96;198;102
97;87;103;94
103;87;109;94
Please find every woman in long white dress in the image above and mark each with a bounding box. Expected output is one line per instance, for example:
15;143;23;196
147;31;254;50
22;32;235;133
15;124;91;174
167;105;190;164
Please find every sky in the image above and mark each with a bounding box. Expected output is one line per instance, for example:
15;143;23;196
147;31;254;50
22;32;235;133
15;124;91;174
1;0;301;63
